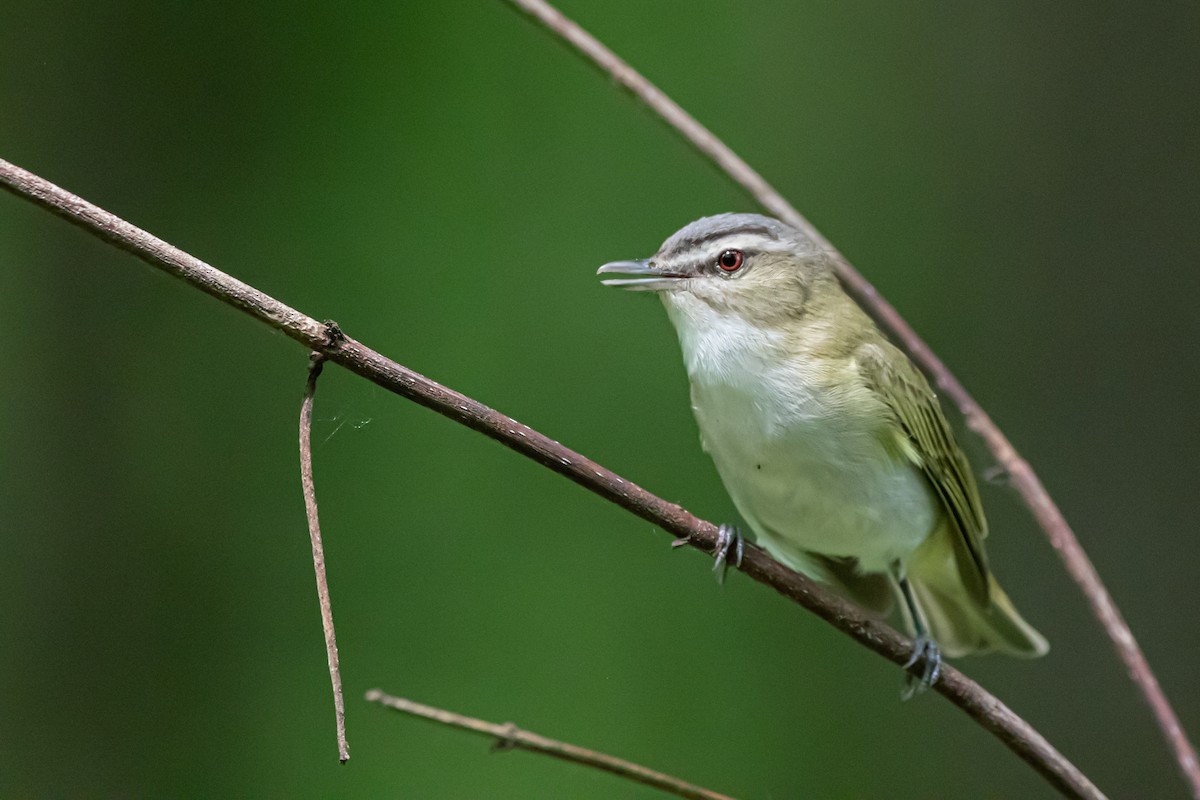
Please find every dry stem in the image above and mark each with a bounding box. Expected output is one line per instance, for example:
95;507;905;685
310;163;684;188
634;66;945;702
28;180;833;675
366;690;738;800
300;350;349;763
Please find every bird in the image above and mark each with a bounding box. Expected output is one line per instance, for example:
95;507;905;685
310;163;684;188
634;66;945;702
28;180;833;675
598;213;1047;693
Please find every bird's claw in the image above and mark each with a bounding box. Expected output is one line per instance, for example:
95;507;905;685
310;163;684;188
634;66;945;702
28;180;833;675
712;524;744;584
671;524;744;584
901;634;942;699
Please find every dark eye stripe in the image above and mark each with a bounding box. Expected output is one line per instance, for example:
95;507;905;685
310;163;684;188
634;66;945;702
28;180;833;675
665;225;777;257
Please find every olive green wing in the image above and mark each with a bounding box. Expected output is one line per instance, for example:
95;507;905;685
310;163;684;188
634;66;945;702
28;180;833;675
856;342;991;606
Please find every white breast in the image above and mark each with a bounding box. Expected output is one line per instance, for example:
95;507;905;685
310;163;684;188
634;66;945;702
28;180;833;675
664;294;937;576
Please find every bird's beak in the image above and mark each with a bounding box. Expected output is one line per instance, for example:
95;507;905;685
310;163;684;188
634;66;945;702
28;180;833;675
596;259;687;291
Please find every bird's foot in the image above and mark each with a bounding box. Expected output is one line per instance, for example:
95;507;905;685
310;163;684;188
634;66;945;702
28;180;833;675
901;634;942;700
671;523;744;584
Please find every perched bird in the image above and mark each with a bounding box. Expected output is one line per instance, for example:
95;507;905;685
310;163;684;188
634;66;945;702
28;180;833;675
598;213;1047;692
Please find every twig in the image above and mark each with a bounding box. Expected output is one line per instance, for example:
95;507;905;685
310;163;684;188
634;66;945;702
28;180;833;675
0;157;1103;800
300;350;349;763
365;690;738;800
500;2;1200;796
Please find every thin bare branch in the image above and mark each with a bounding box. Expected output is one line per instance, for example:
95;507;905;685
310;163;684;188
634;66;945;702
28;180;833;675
365;690;738;800
500;2;1200;796
0;157;1104;799
300;350;350;763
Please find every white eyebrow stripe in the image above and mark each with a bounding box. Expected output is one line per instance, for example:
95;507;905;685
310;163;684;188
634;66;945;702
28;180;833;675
704;232;789;254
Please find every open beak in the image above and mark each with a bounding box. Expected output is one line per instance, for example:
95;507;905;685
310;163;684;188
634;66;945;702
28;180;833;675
596;259;687;291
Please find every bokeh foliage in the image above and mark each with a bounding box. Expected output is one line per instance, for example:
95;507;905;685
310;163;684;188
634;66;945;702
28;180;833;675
1;2;1197;797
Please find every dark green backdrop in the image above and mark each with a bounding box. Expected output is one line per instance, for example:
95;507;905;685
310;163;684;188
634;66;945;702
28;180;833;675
2;2;1197;797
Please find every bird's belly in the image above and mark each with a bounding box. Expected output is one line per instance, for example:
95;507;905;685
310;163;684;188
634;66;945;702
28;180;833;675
694;381;937;575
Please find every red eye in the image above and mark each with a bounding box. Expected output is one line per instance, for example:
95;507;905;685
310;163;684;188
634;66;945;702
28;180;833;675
717;249;744;272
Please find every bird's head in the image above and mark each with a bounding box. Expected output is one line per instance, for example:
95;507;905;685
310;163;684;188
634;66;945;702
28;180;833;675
597;213;833;326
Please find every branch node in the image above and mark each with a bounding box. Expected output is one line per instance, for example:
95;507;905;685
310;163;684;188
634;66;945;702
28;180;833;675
490;722;521;753
322;319;346;349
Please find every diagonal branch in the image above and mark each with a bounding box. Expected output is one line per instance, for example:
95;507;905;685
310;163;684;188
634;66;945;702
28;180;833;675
499;1;1200;796
0;157;1102;800
365;690;738;800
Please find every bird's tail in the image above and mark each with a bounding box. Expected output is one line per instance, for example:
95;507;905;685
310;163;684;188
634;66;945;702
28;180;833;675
903;527;1049;659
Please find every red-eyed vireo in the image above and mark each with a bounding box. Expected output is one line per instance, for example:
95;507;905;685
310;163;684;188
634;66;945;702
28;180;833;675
599;213;1047;693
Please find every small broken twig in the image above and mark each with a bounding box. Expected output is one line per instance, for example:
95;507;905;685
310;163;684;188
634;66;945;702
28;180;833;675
365;690;738;800
300;350;349;763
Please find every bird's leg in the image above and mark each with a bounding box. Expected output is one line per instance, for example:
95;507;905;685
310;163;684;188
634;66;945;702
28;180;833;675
671;523;744;584
897;576;941;699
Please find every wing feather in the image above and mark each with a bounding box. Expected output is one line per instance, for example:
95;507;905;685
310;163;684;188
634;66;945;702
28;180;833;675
857;342;991;605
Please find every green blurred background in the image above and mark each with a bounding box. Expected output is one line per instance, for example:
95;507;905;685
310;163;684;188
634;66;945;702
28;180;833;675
2;2;1197;797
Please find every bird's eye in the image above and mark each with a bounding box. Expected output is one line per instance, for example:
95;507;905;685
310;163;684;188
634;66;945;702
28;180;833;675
717;249;744;272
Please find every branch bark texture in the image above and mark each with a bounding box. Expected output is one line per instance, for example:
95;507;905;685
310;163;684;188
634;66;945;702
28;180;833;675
0;157;1103;799
501;2;1200;796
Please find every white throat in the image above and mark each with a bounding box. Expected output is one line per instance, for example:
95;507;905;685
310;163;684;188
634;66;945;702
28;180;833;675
661;291;787;380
